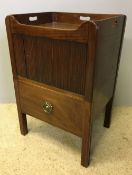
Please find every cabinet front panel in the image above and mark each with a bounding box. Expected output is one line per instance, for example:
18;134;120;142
13;34;87;95
13;34;27;77
18;77;90;136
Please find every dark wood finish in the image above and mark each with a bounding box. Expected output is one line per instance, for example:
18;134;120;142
81;21;98;167
92;15;127;129
104;97;113;128
103;16;127;128
10;15;89;43
5;17;28;135
13;34;27;77
18;76;89;137
12;34;87;94
81;103;92;167
14;79;28;135
5;12;126;167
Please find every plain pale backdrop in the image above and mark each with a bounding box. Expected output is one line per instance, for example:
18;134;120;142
0;0;131;105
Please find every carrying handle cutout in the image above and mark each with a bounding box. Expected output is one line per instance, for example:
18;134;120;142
80;16;91;21
29;16;38;22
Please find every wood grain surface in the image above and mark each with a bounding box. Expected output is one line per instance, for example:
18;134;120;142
18;76;89;137
5;12;126;167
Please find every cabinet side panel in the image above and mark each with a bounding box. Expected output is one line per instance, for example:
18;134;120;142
93;16;126;112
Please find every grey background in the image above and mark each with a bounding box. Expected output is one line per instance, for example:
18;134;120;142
0;0;131;105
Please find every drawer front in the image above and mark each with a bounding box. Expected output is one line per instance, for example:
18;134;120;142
18;77;89;136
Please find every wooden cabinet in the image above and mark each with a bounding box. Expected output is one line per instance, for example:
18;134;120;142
5;12;126;167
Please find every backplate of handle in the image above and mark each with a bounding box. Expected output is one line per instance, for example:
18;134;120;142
42;101;53;114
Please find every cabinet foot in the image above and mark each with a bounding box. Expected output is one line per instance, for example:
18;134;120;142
81;105;92;168
104;97;113;128
18;113;28;135
81;139;90;167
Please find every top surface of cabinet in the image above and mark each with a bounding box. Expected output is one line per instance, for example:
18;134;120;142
7;12;125;42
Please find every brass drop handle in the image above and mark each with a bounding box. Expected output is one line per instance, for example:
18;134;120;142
42;101;53;114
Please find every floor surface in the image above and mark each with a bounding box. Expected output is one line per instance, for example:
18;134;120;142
0;104;132;175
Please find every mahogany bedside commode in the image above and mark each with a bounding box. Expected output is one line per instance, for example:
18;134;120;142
5;12;126;167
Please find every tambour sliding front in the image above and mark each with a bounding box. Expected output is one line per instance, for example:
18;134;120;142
6;12;126;167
